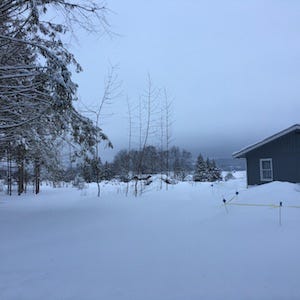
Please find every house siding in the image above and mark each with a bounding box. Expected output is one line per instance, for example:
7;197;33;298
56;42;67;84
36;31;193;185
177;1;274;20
245;131;300;185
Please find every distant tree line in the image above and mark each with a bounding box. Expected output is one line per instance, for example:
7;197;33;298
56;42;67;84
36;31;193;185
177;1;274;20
80;147;223;184
80;145;194;182
1;146;224;192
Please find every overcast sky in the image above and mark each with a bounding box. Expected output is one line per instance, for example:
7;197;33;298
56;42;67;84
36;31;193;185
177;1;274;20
71;0;300;161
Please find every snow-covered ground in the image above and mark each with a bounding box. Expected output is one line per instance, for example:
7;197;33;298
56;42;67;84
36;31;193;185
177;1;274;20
1;172;300;300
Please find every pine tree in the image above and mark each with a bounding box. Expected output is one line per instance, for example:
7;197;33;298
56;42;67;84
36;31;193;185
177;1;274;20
193;154;208;182
102;161;114;181
205;158;222;182
210;159;222;181
0;1;111;194
206;158;212;181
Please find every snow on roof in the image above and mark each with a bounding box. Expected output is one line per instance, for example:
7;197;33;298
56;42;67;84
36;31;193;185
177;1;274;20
233;124;300;158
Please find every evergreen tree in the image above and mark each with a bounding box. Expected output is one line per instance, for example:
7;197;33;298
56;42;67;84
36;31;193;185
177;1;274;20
206;158;212;181
193;154;208;182
205;158;222;182
81;156;102;183
210;159;222;181
102;161;114;181
0;0;110;194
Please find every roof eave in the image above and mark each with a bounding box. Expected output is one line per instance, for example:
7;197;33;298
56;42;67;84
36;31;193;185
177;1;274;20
232;124;300;159
232;151;246;159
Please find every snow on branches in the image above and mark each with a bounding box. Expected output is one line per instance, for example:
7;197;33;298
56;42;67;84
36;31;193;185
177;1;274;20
0;0;110;193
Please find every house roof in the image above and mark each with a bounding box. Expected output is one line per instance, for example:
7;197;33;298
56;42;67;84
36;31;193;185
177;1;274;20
233;124;300;158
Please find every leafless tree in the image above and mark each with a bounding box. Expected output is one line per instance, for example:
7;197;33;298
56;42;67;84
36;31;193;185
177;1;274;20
125;96;133;196
164;88;173;189
80;65;120;196
134;74;160;195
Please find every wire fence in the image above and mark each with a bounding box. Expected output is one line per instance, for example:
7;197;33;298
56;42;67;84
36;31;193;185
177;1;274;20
220;187;300;226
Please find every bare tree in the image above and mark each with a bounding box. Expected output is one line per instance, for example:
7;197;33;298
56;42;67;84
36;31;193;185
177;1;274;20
164;88;173;189
125;96;133;196
159;98;165;190
134;74;160;195
80;65;120;197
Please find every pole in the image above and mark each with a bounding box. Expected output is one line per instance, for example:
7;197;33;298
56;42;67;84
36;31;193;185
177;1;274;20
279;201;282;226
223;198;228;214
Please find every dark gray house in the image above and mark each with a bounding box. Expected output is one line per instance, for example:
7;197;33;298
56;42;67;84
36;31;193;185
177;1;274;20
233;124;300;185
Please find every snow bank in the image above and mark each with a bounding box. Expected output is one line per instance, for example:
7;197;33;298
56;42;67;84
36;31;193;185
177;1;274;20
1;174;300;300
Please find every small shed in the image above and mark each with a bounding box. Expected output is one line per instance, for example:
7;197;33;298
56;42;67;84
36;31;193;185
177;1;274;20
233;124;300;185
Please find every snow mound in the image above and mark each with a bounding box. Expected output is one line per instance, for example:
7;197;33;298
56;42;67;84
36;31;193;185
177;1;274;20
1;176;300;300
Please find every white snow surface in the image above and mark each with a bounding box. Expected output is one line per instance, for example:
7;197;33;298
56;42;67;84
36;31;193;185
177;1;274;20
1;172;300;300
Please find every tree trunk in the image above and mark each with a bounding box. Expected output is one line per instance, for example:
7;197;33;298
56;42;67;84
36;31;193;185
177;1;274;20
18;159;24;195
7;150;12;196
97;181;100;197
34;158;40;194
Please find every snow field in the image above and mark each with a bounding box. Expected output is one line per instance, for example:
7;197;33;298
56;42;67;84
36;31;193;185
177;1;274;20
1;172;300;300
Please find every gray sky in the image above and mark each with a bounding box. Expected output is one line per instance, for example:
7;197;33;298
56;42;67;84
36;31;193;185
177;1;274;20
71;0;300;161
